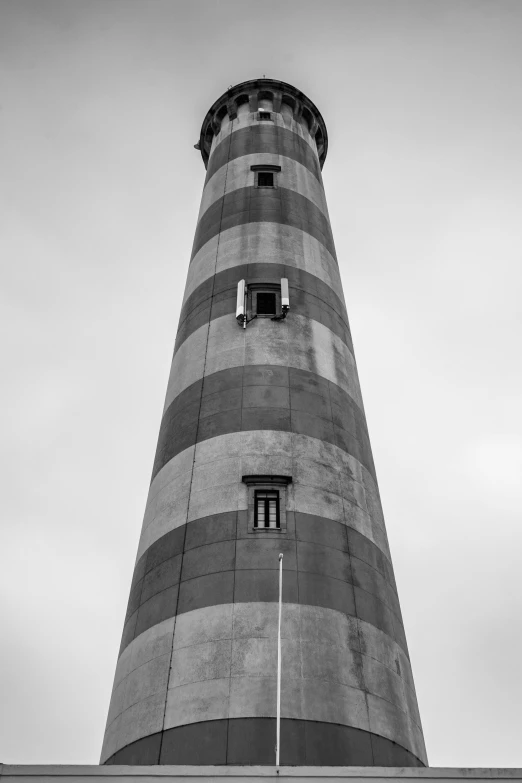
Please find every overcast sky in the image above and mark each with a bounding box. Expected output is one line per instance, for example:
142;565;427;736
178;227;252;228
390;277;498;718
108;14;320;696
1;0;522;768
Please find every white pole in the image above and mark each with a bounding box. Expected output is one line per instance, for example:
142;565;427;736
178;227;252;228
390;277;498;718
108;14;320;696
276;553;283;767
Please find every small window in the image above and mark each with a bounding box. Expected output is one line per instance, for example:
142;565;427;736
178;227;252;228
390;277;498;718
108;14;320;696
258;111;272;121
251;164;280;189
249;286;280;318
255;490;280;528
242;474;292;534
257;171;274;188
256;292;276;315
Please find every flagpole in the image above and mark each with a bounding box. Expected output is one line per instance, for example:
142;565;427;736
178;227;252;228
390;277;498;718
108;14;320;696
276;552;283;767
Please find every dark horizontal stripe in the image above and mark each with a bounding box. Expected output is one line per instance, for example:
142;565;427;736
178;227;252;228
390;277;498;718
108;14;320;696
121;511;404;658
153;365;374;483
181;264;347;330
205;124;322;184
104;718;425;766
191;186;336;262
175;262;352;356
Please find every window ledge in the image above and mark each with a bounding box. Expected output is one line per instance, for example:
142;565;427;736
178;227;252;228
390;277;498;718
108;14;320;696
242;475;292;486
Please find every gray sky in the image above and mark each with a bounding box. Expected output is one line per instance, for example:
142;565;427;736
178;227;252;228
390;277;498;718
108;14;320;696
1;0;522;768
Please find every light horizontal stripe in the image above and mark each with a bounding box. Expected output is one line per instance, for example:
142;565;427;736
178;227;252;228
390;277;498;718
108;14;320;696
200;153;328;221
138;428;388;565
106;656;423;761
111;618;175;692
207;116;320;181
100;690;165;765
185;223;341;307
163;314;363;415
104;608;423;763
103;606;425;764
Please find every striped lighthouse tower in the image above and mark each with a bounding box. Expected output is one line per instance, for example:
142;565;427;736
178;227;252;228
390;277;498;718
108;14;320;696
100;79;427;767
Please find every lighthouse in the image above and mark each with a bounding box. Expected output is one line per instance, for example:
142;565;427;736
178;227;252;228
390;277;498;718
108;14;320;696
100;78;427;768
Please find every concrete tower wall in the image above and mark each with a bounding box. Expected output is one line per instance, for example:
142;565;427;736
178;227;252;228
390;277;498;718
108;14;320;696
100;80;427;768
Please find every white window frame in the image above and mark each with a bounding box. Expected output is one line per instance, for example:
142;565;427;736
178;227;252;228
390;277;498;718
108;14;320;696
242;475;292;534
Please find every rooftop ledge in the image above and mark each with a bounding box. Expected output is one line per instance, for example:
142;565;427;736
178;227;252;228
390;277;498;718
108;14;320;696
1;768;522;782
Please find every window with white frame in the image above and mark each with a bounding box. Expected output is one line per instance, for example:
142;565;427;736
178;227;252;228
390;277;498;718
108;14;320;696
255;490;280;528
242;475;292;534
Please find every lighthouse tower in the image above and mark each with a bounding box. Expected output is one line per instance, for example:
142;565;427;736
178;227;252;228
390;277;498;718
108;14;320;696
100;79;427;767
